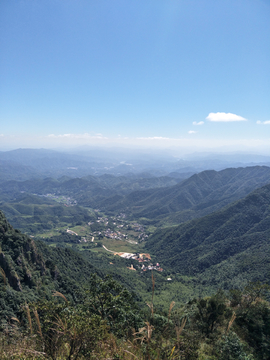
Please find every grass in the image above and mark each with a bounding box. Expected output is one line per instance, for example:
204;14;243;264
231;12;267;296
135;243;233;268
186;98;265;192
34;223;90;238
100;238;143;253
68;225;89;235
35;230;61;238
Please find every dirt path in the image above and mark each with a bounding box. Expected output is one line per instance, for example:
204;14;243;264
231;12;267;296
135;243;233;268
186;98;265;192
102;245;115;253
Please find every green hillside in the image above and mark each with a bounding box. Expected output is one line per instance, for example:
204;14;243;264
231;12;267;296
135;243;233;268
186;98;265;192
0;160;40;182
2;166;270;231
0;209;270;359
1;200;270;359
101;166;270;223
146;182;270;289
0;209;103;320
0;173;181;209
0;193;96;234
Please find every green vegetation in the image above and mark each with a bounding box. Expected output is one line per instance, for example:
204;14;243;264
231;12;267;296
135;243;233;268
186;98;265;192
107;166;270;225
0;274;270;359
2;167;270;309
0;193;96;235
2;166;270;228
145;183;270;292
1;163;270;358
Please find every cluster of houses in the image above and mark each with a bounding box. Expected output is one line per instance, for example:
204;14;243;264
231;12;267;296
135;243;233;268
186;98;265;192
138;232;148;241
87;214;148;243
111;251;163;272
104;228;127;240
127;262;164;272
95;217;109;225
140;263;163;272
132;223;144;232
113;252;150;260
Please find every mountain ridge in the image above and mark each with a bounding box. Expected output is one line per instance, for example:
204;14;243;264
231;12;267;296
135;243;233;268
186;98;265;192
99;166;270;222
145;182;270;288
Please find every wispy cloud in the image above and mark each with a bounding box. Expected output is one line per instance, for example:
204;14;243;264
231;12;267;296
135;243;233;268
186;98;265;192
0;134;4;137
48;133;107;139
136;136;170;140
206;112;247;122
188;130;197;134
193;121;204;126
257;120;270;125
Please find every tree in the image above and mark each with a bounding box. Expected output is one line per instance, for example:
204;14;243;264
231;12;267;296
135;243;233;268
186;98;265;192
84;274;143;337
193;291;232;336
218;332;254;360
31;299;107;360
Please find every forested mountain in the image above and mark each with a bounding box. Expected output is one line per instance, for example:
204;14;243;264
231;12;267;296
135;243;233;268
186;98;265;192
98;166;270;223
0;148;111;179
2;166;270;236
0;210;112;321
0;160;40;182
0;194;96;234
1;163;270;358
0;173;181;195
0;148;184;178
146;182;270;289
1;211;270;359
0;173;182;207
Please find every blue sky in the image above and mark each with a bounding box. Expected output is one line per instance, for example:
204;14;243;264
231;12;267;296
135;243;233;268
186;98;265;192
0;0;270;151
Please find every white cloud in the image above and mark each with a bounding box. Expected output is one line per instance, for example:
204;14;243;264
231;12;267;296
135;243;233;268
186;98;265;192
0;134;4;137
206;112;247;122
188;130;197;134
48;133;107;139
257;120;270;125
193;121;204;126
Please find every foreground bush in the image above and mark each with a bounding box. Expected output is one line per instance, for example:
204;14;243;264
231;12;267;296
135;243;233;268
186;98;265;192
0;282;269;359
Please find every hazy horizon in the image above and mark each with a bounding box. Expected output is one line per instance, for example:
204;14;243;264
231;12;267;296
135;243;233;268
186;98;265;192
2;145;270;161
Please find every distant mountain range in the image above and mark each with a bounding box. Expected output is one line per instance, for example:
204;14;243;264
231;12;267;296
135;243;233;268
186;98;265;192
1;148;270;181
0;172;181;233
2;165;270;231
1;151;270;360
1;154;270;317
98;166;270;223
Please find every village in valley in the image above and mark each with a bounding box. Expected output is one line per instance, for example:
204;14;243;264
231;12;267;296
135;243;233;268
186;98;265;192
65;212;163;273
102;244;163;273
88;213;149;243
34;193;163;273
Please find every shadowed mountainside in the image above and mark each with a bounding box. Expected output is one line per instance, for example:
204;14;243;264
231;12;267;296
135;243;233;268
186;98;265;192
98;166;270;223
146;182;270;289
0;210;102;319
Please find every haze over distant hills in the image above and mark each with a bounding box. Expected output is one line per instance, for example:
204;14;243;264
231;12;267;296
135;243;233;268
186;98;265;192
1;148;270;181
1;147;270;333
2;149;270;282
96;166;270;223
